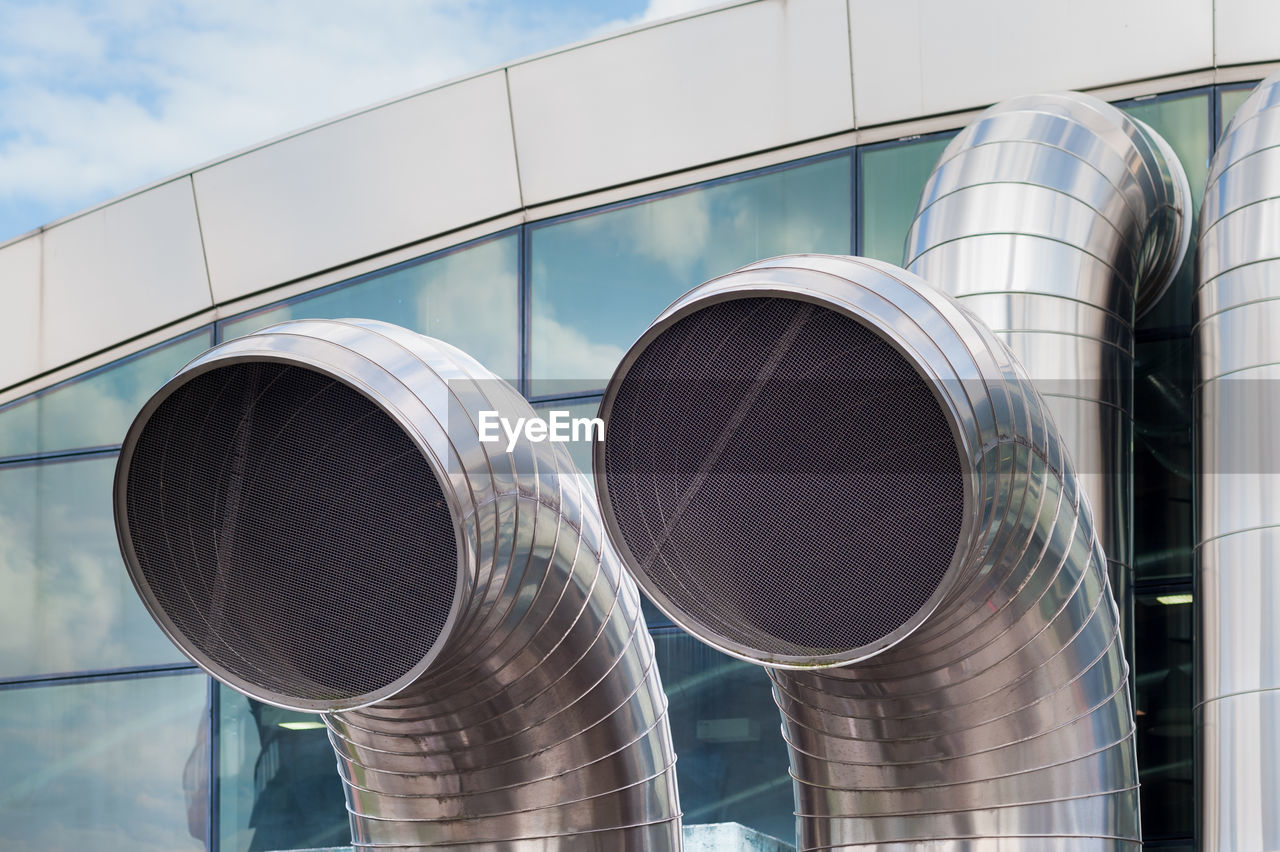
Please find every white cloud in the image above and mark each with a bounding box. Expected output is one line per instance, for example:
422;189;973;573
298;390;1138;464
565;183;713;279
530;305;628;391
0;0;714;239
641;0;722;22
589;0;721;39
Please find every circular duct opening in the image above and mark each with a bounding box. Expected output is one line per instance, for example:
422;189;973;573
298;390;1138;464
599;295;966;663
118;360;459;709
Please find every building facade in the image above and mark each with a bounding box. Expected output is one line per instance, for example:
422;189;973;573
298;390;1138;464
0;1;1276;849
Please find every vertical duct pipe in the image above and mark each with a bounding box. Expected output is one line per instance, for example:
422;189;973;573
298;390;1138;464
594;254;1138;849
113;319;682;851
904;92;1192;682
1196;70;1280;851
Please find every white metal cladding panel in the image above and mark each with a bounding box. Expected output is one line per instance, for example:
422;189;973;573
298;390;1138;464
0;235;41;389
193;70;522;303
40;179;211;372
1215;0;1280;67
849;0;1213;127
509;0;854;206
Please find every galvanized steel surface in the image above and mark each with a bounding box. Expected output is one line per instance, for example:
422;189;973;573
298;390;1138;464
1196;70;1280;852
114;319;682;851
595;254;1138;849
904;91;1192;711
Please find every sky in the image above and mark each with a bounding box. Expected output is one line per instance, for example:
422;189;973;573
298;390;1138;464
0;0;719;245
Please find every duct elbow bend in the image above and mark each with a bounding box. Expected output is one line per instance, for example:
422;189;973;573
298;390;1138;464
899;96;1190;637
114;318;682;851
905;91;1191;321
595;255;1138;849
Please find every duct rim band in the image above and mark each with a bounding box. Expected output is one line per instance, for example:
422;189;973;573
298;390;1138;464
114;352;467;713
595;287;976;669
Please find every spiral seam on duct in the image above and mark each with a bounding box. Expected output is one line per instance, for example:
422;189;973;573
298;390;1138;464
595;254;1139;849
903;94;1192;699
114;319;682;851
1195;70;1280;852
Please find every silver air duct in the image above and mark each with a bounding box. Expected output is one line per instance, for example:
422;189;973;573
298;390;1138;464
1197;70;1280;851
904;92;1192;680
595;254;1138;849
113;319;682;851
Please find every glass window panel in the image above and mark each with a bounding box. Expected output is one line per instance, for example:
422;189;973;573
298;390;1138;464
859;133;955;264
221;233;519;383
530;154;853;394
0;673;209;851
1135;589;1194;841
39;329;214;456
1134;334;1193;582
1121;92;1210;331
530;397;602;476
0;396;37;460
1220;84;1259;132
218;687;348;852
1122;93;1209;584
0;455;186;678
1122;92;1211;213
654;630;793;844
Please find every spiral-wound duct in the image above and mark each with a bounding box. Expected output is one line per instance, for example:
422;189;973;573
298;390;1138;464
113;318;682;851
905;92;1192;675
596;254;1138;849
1197;70;1280;851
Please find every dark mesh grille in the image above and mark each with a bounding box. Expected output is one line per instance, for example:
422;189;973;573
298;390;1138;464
124;362;457;704
602;297;964;658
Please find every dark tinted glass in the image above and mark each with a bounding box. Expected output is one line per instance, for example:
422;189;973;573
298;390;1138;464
1121;92;1210;584
1135;590;1194;841
654;631;793;844
218;687;348;852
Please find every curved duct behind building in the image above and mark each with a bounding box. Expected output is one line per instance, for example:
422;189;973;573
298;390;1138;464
113;319;682;851
904;92;1192;677
1196;70;1280;852
594;254;1138;849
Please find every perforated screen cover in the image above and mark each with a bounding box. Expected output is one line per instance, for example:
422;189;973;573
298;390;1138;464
123;361;457;706
602;296;965;659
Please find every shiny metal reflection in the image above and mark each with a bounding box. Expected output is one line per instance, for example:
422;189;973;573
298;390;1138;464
1196;70;1280;852
905;92;1192;693
114;319;682;850
595;255;1139;849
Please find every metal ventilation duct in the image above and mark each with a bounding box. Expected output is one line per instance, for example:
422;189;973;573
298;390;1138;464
114;319;682;851
904;92;1192;679
596;254;1139;849
1197;70;1280;852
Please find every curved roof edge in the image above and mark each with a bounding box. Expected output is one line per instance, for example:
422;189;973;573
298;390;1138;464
0;0;1276;395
